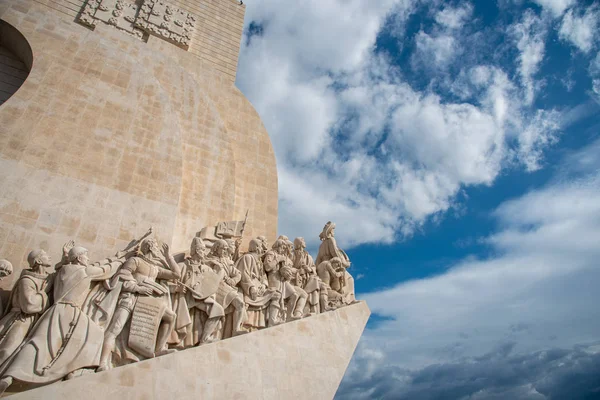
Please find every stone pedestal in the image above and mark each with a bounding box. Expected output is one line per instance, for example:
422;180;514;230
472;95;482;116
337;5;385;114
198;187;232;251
5;302;370;400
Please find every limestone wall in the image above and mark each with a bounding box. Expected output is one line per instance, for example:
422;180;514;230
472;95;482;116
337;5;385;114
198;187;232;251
21;0;244;82
0;0;278;290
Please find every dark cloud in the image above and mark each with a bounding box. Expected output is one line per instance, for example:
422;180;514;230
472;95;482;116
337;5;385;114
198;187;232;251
336;343;600;400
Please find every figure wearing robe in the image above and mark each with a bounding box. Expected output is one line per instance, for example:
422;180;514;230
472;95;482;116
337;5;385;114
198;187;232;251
235;240;280;329
293;238;329;315
315;222;355;305
205;240;246;338
263;239;307;321
170;258;224;347
98;245;180;370
0;270;51;366
0;255;122;386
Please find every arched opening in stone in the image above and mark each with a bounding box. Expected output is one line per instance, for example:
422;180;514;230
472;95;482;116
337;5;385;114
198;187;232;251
0;20;33;107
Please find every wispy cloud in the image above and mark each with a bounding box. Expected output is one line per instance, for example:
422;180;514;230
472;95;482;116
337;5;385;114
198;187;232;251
237;0;561;248
531;0;575;17
558;5;600;53
337;139;600;397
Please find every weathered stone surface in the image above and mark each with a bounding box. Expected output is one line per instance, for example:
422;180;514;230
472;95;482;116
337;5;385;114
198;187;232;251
0;0;278;289
5;302;370;400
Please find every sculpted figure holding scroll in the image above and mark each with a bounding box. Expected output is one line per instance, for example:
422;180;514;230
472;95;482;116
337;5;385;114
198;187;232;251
0;245;128;393
0;251;52;366
97;238;181;371
170;237;224;347
205;240;247;338
235;239;281;330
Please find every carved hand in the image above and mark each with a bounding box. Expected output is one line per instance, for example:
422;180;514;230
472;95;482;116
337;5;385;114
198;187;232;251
161;242;170;258
62;240;75;258
135;286;153;296
176;282;187;294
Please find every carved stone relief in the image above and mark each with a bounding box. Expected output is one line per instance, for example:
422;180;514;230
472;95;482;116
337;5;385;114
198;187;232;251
0;222;356;395
78;0;197;48
79;0;146;39
134;0;197;48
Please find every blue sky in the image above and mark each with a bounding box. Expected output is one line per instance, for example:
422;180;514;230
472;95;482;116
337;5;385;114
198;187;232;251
236;0;600;398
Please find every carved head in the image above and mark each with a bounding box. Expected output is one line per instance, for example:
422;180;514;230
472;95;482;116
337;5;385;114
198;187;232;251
225;239;236;257
248;238;260;253
0;260;13;279
68;246;89;266
293;237;306;251
140;238;161;258
330;257;342;269
210;239;228;258
190;237;206;259
285;240;294;256
256;236;268;254
319;221;335;241
272;239;288;255
27;249;52;268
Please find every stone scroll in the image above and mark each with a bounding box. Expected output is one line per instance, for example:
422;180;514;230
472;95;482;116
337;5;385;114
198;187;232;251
128;296;167;358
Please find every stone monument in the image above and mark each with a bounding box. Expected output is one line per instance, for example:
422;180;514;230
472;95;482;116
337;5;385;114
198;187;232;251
0;0;370;397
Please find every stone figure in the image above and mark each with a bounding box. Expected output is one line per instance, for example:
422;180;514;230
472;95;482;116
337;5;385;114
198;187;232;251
315;221;355;306
170;237;224;348
315;221;350;267
256;235;269;265
0;251;53;367
0;219;360;395
0;260;13;317
256;236;268;254
225;237;242;263
264;238;307;321
235;239;280;330
205;240;247;338
0;245;129;393
97;238;181;371
293;237;329;315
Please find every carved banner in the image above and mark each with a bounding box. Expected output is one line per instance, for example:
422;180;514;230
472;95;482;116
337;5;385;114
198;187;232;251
128;296;167;358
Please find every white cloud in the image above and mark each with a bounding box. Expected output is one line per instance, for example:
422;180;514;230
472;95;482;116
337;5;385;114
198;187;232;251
558;6;600;53
414;31;459;70
590;52;600;99
355;147;600;377
510;10;549;104
237;1;561;249
531;0;575;17
435;3;473;30
412;3;473;71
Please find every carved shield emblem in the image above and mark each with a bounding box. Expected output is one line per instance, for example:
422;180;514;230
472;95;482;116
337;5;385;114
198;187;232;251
190;268;221;299
128;295;167;358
